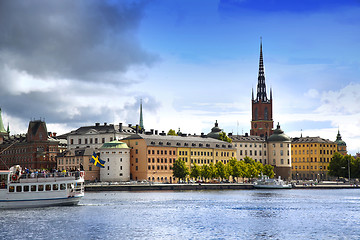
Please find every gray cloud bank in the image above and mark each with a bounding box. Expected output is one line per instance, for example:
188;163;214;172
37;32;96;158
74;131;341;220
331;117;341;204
0;0;159;132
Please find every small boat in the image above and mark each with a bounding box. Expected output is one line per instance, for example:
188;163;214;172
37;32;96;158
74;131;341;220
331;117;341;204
254;176;292;189
0;165;85;209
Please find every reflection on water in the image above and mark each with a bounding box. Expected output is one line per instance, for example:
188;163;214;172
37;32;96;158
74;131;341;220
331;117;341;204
0;189;360;239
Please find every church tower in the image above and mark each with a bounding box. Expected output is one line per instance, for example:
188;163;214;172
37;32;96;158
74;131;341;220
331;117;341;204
139;99;144;131
250;38;274;137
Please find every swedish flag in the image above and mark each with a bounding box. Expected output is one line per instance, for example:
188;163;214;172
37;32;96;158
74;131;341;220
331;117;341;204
91;152;105;168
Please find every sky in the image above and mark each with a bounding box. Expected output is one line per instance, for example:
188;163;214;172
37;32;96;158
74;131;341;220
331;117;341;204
0;0;360;153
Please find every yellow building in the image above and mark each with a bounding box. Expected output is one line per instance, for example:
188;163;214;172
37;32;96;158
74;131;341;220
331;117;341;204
291;137;337;181
121;134;236;183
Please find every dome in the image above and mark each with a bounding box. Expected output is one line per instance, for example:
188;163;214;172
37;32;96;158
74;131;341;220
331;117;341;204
335;130;346;146
207;120;222;139
101;140;129;149
267;123;290;142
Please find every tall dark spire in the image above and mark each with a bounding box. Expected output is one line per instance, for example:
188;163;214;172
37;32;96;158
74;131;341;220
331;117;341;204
139;99;144;130
256;37;268;102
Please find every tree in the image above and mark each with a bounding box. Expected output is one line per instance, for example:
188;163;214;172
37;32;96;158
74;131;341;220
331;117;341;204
208;162;217;179
328;152;347;178
190;163;201;180
215;161;227;180
263;164;275;178
172;158;189;182
167;129;177;136
201;164;212;181
219;132;232;143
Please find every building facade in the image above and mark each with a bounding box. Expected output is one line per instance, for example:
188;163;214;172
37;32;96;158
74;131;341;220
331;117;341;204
0;120;59;170
121;134;236;183
291;137;337;181
229;133;267;163
250;39;274;137
100;141;130;182
57;147;100;181
66;122;137;150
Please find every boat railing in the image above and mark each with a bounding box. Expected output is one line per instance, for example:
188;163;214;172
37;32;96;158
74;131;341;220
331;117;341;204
10;171;84;183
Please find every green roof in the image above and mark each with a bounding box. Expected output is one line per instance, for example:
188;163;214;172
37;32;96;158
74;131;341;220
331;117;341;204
101;140;129;149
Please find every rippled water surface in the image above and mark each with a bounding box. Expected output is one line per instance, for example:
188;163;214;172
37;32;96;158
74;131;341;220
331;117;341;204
1;189;360;239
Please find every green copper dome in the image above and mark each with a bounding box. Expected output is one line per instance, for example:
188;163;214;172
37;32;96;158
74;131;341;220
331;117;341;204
101;141;129;149
267;123;290;142
207;120;222;139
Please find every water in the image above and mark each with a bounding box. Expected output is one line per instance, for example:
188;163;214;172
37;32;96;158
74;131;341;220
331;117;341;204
1;189;360;240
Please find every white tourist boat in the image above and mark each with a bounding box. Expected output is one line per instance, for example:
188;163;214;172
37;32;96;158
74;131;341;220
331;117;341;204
0;165;84;209
254;176;292;189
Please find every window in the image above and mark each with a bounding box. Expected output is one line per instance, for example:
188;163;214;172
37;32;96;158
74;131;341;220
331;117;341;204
24;185;29;192
95;138;98;144
16;185;22;192
53;184;58;190
38;185;44;191
46;184;51;191
70;139;74;144
78;139;82;144
60;184;66;190
31;185;37;191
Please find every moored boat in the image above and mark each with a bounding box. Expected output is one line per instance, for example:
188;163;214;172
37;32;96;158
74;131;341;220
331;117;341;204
0;165;84;209
254;176;292;189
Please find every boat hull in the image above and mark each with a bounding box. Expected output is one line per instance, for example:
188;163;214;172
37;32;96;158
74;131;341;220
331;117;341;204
254;184;292;189
0;195;83;209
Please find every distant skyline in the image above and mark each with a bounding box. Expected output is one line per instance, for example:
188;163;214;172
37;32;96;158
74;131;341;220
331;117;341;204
0;0;360;153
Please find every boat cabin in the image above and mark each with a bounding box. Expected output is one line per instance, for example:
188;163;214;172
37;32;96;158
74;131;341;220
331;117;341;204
0;170;9;189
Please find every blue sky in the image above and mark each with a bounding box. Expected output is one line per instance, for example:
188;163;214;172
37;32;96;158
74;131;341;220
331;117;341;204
1;0;360;153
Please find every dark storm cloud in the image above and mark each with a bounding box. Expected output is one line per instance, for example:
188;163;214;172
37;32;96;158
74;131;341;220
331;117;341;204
0;0;156;82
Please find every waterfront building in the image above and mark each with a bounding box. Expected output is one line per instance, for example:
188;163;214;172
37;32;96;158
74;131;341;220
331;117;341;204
0;120;59;170
121;133;236;183
66;122;137;150
100;141;130;182
230;123;291;180
57;147;100;181
267;123;291;179
291;136;337;181
250;39;274;137
334;130;347;156
229;133;267;163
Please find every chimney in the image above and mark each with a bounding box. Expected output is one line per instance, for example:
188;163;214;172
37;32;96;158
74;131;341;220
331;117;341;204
119;123;123;132
128;124;132;127
136;125;139;134
104;122;107;126
228;133;232;136
95;123;100;126
245;133;248;137
155;130;158;135
53;132;57;137
151;129;154;135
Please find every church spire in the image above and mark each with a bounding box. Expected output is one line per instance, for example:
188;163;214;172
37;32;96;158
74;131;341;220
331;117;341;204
139;99;144;130
256;37;268;102
0;108;7;134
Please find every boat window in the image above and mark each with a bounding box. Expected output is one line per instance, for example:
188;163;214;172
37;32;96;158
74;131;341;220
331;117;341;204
45;184;51;191
60;183;66;190
9;186;15;192
53;184;59;190
31;185;37;192
23;185;29;192
67;183;72;189
38;185;44;191
16;186;22;192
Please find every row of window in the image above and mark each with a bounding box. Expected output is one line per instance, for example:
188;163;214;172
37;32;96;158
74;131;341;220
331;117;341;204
58;158;81;165
9;183;78;193
148;158;175;164
148;165;170;171
234;143;266;148
148;149;176;155
292;157;330;163
293;144;335;148
293;165;327;170
239;150;267;156
292;149;334;155
70;137;112;145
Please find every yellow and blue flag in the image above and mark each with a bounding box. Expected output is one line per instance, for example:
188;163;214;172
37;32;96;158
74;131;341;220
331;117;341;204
91;152;105;168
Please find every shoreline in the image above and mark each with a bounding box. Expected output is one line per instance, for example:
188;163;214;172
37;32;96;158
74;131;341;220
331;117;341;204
85;183;360;191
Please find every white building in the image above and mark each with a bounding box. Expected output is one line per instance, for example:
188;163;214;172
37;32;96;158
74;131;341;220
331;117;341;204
66;122;137;150
99;141;130;182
